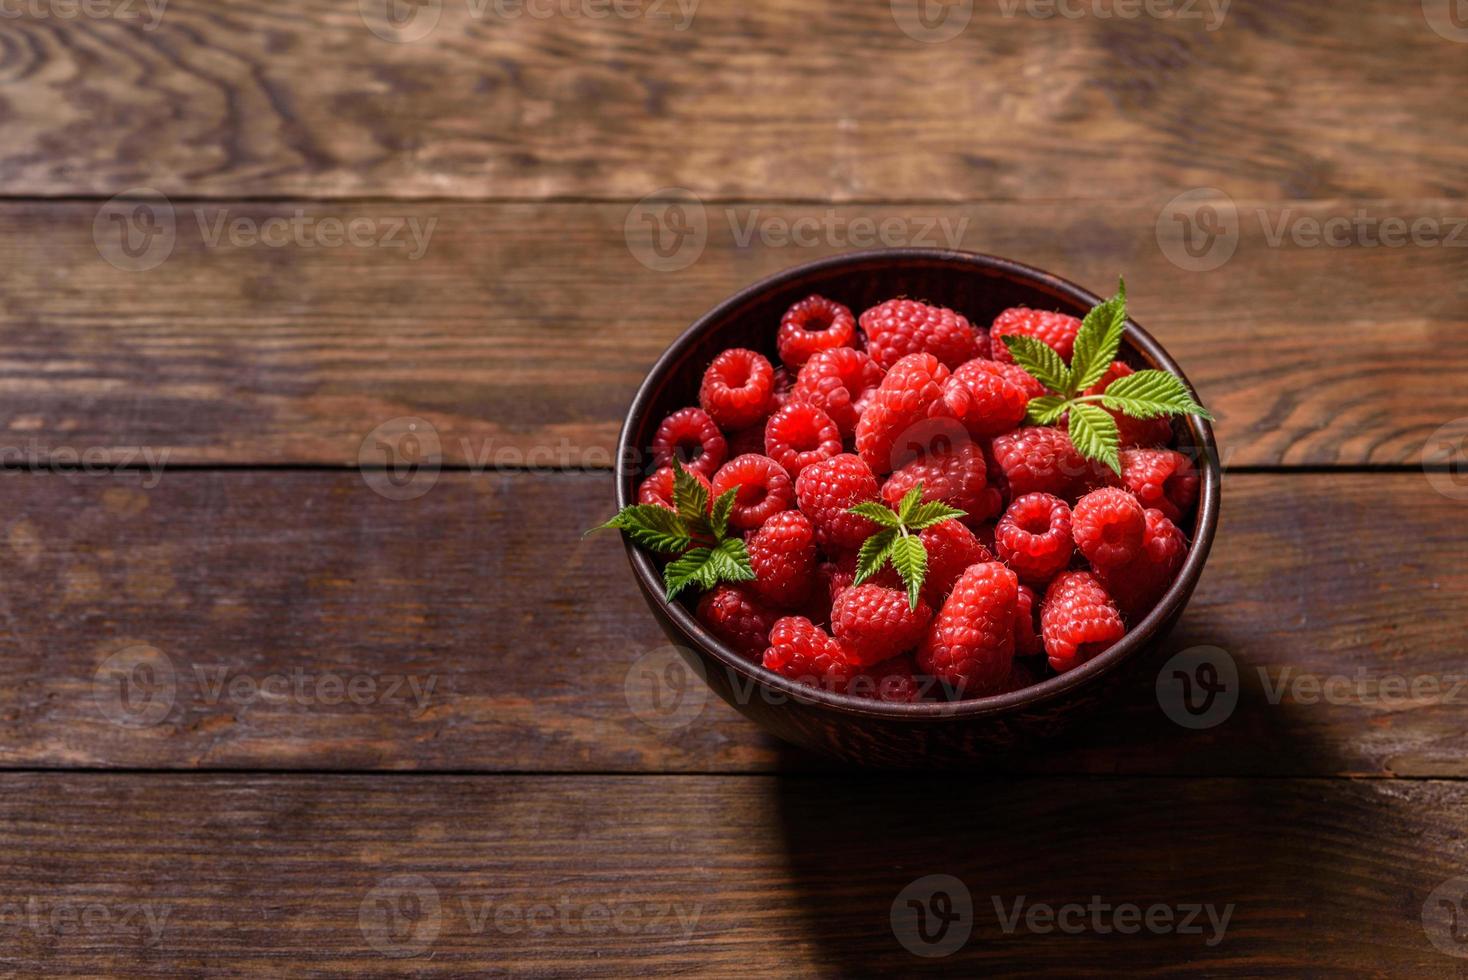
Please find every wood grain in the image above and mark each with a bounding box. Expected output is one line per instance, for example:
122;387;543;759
0;0;1463;200
0;772;1464;975
2;200;1464;467
1;469;1462;776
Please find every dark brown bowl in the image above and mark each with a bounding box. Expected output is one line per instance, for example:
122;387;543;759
616;248;1220;766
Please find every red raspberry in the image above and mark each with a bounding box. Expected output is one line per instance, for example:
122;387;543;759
941;358;1040;439
711;454;794;531
725;424;765;458
747;510;818;609
650;407;727;478
831;584;933;666
1014;583;1043;657
854;353;951;474
989;426;1116;502
1095;508;1187;622
847;655;924;703
918;518;993;607
1120;448;1199;524
794;453;882;554
1041;570;1125;674
697;585;781;656
762;616;857;693
918;561;1017;697
791;347;885;438
763;401;842;478
991;307;1082;364
1072;487;1146;569
880;440;994;523
859;299;987;371
819;553;901;605
699;348;776;430
994;492;1074;584
637;465;712;511
1080;362;1173;449
777;295;857;368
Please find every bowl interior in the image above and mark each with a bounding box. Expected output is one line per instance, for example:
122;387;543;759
617;249;1219;719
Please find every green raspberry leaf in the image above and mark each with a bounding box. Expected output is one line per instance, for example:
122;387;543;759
672;459;712;538
663;547;714;601
888;534;929;612
709;487;738;540
1067;403;1123;475
593;504;693;554
1025;394;1071;426
707;536;755;583
896;484;926;524
848;501;902;529
1001;334;1072;395
662;538;753;602
904;500;967;530
1101;369;1215;421
1070;277;1128;393
854;528;898;586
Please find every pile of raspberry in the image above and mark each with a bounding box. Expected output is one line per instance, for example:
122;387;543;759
639;295;1199;702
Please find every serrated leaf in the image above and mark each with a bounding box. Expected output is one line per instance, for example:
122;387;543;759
896;484;925;524
888;534;928;611
1070;278;1128;392
1067;403;1122;475
1001;334;1072;395
709;488;737;540
1025;394;1070;426
596;504;693;554
663;547;714;601
672;459;712;537
905;500;967;530
848;501;902;529
853;529;898;586
709;536;755;581
1100;369;1215;421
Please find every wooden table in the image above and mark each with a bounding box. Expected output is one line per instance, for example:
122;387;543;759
1;0;1466;973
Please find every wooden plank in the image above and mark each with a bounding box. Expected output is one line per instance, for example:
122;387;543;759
1;469;1462;776
0;0;1462;200
0;772;1463;975
3;200;1464;466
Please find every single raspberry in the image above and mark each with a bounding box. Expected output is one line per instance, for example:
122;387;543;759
994;492;1074;584
791;347;885;438
710;454;794;531
1120;448;1199;524
697;585;781;656
819;554;901;605
650;407;728;478
854;352;952;474
794;453;882;553
1076;361;1173;449
763;401;842;478
746;510;818;609
880;440;994;523
637;465;712;511
918;518;993;607
777;295;857;368
831;584;933;666
1041;570;1125;674
1095;508;1187;622
1014;583;1043;657
941;359;1039;439
699;348;776;431
859;299;987;371
991;307;1082;364
762;616;857;694
1071;487;1146;570
989;426;1116;502
917;561;1017;697
724;424;766;458
847;655;925;703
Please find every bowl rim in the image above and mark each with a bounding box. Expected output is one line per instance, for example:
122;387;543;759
615;247;1221;721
